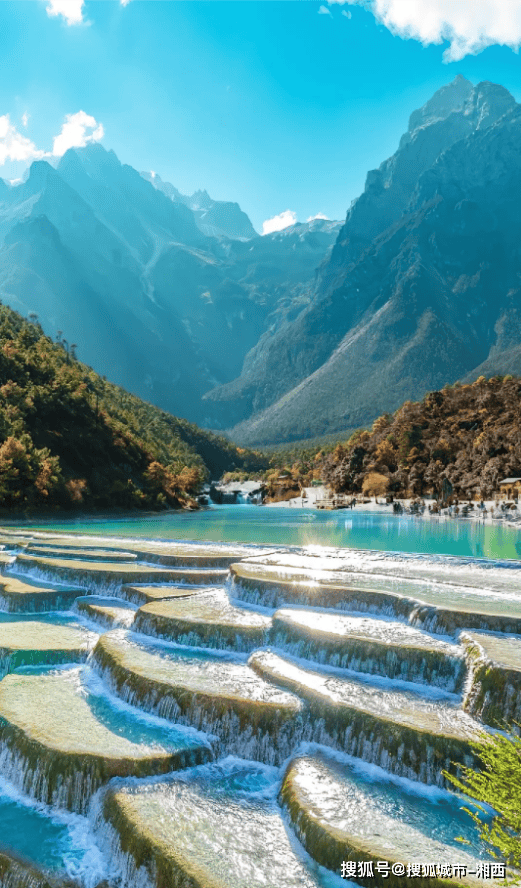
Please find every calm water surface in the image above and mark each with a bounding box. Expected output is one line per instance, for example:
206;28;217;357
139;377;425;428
21;505;521;561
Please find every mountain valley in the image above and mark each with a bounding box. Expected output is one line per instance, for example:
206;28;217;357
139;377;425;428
1;76;521;445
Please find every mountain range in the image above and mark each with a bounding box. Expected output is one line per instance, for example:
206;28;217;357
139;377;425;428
1;75;521;446
0;145;340;427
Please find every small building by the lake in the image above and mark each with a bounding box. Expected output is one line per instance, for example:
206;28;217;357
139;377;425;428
498;477;521;500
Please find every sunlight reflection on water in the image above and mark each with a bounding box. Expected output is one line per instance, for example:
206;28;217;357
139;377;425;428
22;505;521;561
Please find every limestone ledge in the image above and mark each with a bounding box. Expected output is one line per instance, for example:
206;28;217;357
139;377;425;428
93;631;303;766
9;555;220;593
23;546;139;563
0;575;83;613
462;631;521;726
280;753;502;888
0;529;266;567
121;545;260;569
230;562;414;617
0;849;77;888
133;593;271;652
101;767;334;888
75;597;137;630
231;563;521;637
0;670;210;813
271;608;465;691
120;584;214;606
411;603;521;637
0;620;95;674
23;543;245;570
249;650;481;786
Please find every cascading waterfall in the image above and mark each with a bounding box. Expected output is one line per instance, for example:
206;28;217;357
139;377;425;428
91;635;305;768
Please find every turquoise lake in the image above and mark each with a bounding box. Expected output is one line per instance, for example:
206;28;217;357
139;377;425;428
21;504;521;561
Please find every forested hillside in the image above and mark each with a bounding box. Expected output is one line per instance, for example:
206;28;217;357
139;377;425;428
321;377;521;501
0;304;264;512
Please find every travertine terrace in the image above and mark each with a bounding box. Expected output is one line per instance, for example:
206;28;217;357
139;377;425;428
0;528;515;886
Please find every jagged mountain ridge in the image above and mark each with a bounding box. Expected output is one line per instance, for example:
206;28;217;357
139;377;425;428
141;172;258;240
0;145;340;425
213;77;521;444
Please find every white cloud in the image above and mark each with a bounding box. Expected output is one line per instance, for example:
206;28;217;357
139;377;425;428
0;115;46;166
262;210;298;235
52;110;104;157
341;9;352;18
331;0;521;60
307;212;330;221
44;0;85;26
0;109;105;170
120;0;132;5
318;5;333;14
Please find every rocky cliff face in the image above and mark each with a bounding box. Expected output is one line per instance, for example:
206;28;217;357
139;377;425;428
216;78;521;444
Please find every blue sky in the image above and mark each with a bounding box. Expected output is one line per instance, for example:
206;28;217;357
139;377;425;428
1;0;521;233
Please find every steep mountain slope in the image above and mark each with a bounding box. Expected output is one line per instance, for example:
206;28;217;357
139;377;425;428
0;146;339;426
189;190;257;240
5;77;516;447
58;146;204;259
222;79;521;444
0;156;214;420
204;219;343;426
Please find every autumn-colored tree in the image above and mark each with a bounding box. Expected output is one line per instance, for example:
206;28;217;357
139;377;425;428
175;465;204;493
65;478;88;504
34;453;63;500
362;472;390;497
374;439;397;471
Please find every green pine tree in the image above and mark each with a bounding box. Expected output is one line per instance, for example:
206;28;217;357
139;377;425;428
444;728;521;882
